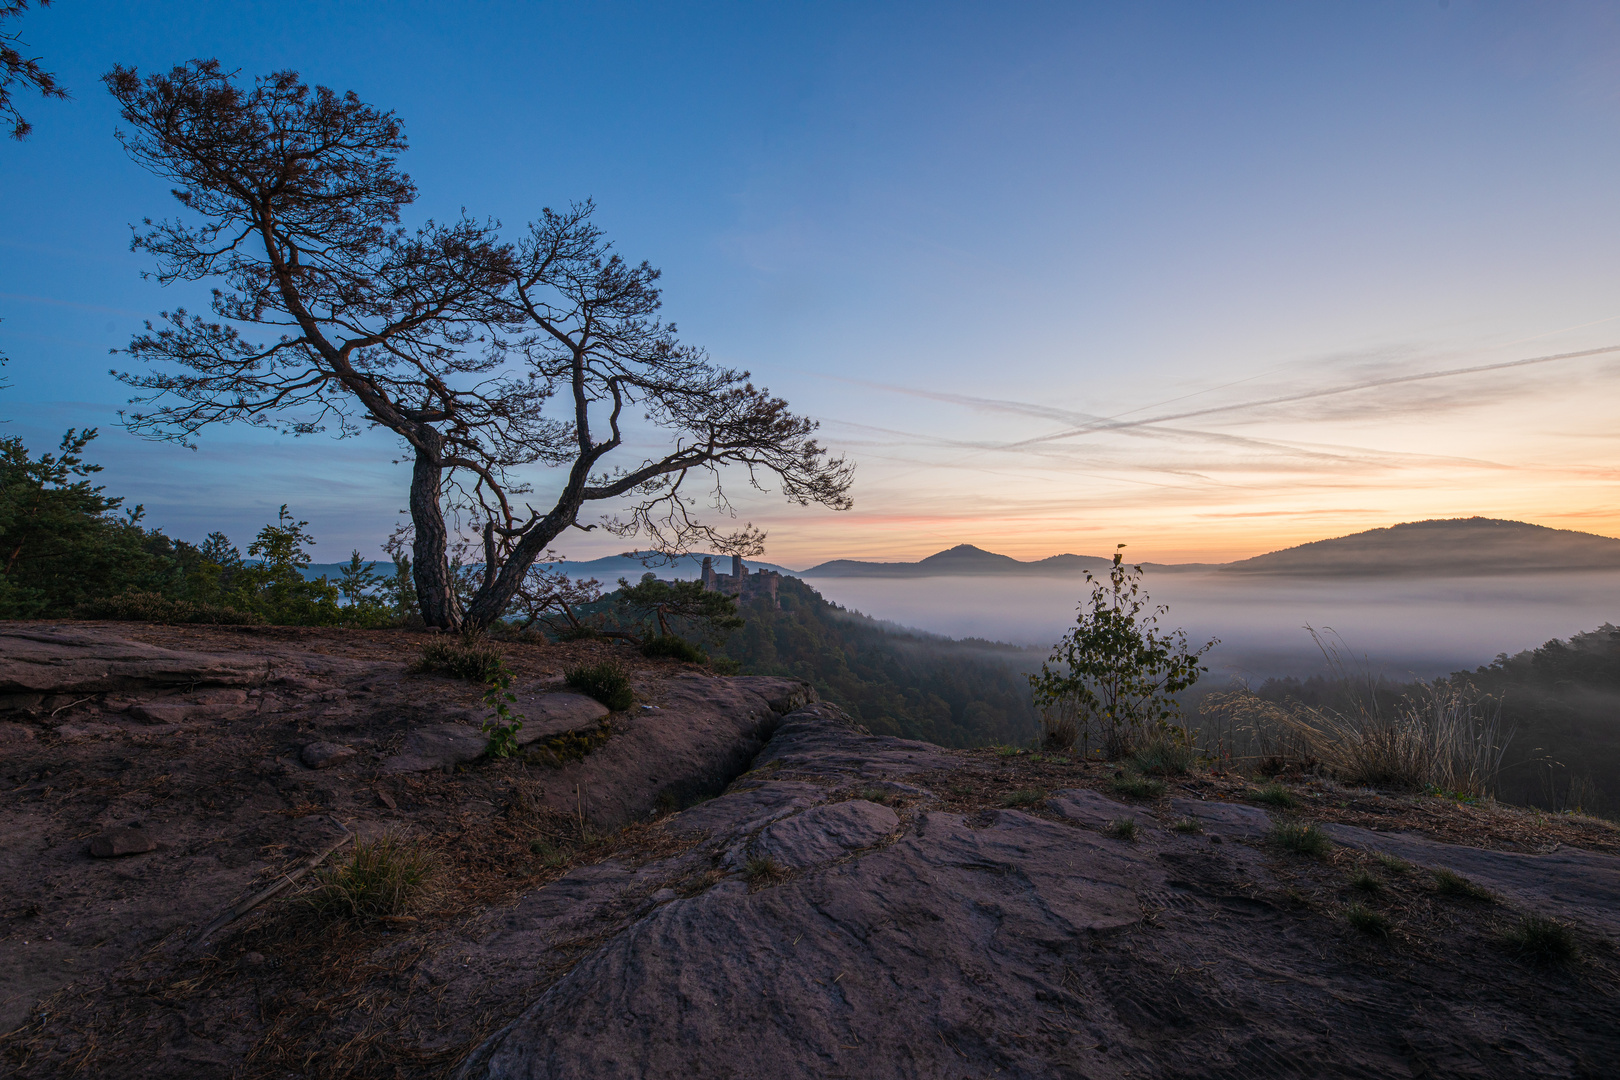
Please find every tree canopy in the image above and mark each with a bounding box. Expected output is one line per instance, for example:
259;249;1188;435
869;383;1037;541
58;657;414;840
105;60;853;631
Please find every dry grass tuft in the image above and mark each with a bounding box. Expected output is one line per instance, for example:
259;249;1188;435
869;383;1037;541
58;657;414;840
1502;914;1579;964
1432;868;1494;902
306;833;436;921
1270;821;1332;858
1108;773;1166;800
1345;901;1392;937
1000;788;1047;808
1105;818;1140;841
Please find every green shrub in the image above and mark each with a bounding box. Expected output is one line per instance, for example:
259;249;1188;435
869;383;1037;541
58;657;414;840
856;786;894;805
1106;818;1140;841
640;634;708;663
565;661;634;711
1132;738;1195;777
1502;914;1578;963
1108;773;1166;799
707;655;742;675
307;834;435;921
1432;868;1494;901
1252;783;1299;808
1345;902;1391;937
1270;821;1332;858
414;637;506;682
1000;788;1046;808
75;590;264;625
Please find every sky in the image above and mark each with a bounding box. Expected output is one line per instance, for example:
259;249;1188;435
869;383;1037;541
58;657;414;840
4;1;1620;569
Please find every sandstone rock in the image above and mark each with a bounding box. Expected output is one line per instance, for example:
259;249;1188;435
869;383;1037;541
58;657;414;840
0;723;35;744
510;691;610;744
1322;822;1620;935
667;780;827;836
88;827;156;858
381;723;489;773
754;799;898;869
0;628;264;694
1169;797;1274;839
1049;786;1152;829
301;741;357;770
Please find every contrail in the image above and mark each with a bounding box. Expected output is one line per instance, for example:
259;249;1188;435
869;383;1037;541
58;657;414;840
1005;343;1620;447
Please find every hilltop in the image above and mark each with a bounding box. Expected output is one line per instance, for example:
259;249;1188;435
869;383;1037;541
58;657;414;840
1222;518;1620;577
802;544;1213;577
796;519;1620;578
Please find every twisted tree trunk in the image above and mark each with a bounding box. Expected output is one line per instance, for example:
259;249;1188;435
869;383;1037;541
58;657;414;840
409;435;461;630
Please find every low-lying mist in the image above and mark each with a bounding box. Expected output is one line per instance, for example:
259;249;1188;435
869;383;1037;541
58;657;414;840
803;570;1620;680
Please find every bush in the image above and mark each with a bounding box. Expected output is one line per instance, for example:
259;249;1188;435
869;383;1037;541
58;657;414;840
75;590;264;625
1252;783;1299;808
1132;737;1194;776
1502;914;1578;963
1000;788;1046;808
414;636;506;682
1108;773;1166;799
307;834;435;921
640;634;708;663
1345;902;1391;937
566;661;634;711
1432;868;1494;901
1027;549;1217;759
1270;821;1332;858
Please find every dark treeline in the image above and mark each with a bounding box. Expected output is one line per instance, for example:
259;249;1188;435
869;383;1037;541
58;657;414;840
0;430;411;626
714;577;1039;749
1223;627;1620;818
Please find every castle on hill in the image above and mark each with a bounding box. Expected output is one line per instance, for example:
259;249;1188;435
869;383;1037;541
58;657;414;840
701;554;782;608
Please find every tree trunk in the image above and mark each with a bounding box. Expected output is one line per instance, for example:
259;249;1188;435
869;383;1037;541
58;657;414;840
462;491;585;630
409;437;461;631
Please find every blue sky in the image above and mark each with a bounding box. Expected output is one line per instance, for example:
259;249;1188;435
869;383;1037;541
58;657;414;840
5;1;1620;567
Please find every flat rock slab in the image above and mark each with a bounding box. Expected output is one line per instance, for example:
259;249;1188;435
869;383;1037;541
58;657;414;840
1322;823;1620;936
1169;797;1275;839
1049;787;1151;830
87;828;156;857
0;627;266;694
382;723;488;773
511;692;609;744
755;799;899;868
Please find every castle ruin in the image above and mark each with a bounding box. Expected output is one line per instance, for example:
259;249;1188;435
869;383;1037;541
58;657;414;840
701;554;781;608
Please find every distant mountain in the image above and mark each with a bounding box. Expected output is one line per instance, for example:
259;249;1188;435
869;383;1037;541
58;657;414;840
1221;518;1620;577
800;544;1213;578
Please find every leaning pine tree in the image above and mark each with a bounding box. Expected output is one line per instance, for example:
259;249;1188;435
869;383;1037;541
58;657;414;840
105;61;853;630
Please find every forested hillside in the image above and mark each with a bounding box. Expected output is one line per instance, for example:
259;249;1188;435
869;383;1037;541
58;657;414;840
714;576;1040;748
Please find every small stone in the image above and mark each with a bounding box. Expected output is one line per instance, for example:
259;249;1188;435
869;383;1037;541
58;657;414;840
88;827;156;858
301;742;356;770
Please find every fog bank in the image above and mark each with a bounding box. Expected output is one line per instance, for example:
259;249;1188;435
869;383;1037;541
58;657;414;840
803;571;1620;680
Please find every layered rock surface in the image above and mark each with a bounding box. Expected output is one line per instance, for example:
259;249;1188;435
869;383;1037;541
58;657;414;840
456;710;1620;1080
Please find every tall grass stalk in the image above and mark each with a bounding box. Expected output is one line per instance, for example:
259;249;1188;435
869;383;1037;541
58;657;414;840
1204;629;1510;797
